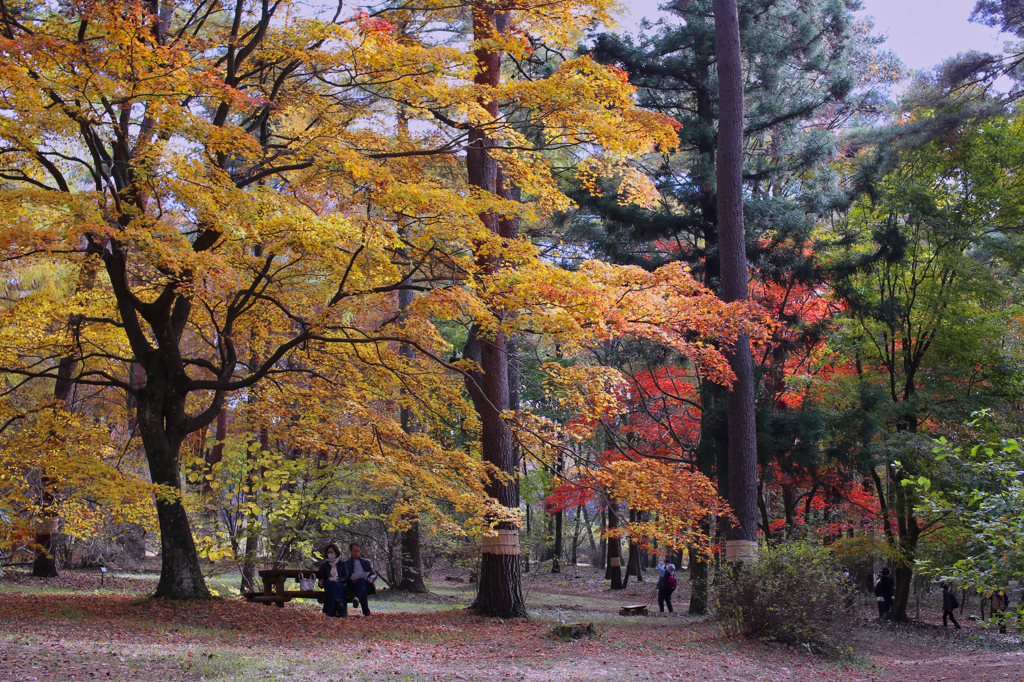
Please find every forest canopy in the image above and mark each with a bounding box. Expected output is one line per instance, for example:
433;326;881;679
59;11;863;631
2;0;1023;627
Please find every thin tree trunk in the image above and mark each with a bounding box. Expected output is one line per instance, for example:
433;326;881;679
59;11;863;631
203;407;228;498
571;506;581;566
606;498;623;589
33;252;102;578
240;528;259;593
582;505;598;564
524;498;532;573
625;509;643;581
915;572;920;621
397;270;426;593
714;0;758;559
625;540;642;582
551;447;563;573
552;508;562;573
758;481;772;542
889;468;920;623
688;545;708;614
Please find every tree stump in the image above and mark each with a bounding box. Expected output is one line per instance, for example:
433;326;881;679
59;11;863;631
550;622;595;640
618;604;648;616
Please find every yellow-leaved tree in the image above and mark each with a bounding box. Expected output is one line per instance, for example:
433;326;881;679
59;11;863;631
0;0;763;606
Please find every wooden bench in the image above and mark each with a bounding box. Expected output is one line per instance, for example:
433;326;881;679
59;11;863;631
243;568;324;608
618;604;649;616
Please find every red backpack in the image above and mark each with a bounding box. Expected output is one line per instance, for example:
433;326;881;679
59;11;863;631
667;575;677;591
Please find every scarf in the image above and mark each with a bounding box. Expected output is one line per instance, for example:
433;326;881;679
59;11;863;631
326;556;339;581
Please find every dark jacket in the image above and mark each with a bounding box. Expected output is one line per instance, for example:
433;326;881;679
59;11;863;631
657;572;673;591
344;557;376;581
318;560;348;583
874;575;895;599
943;589;957;611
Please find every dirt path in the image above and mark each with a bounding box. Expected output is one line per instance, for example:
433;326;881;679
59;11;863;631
1;569;1022;681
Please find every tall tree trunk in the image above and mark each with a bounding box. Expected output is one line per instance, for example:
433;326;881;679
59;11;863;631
713;0;758;560
550;449;563;573
397;269;427;593
464;5;526;618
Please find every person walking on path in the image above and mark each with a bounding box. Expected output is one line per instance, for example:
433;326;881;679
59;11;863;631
874;567;895;619
942;584;961;629
656;560;677;614
345;542;377;617
317;543;348;618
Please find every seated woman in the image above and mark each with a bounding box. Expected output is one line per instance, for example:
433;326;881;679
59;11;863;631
317;543;348;617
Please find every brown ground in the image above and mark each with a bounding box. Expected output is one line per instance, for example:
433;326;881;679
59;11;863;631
0;567;1021;681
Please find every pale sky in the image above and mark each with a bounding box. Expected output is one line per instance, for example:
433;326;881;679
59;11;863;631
618;0;1015;71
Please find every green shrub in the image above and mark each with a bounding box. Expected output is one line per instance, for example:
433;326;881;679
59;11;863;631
716;541;847;655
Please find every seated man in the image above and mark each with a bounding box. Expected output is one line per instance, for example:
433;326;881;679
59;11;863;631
344;541;377;617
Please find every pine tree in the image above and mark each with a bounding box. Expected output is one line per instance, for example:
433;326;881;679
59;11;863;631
579;0;893;611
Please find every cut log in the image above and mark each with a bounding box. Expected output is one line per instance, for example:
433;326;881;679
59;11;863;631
618;604;648;616
550;622;595;640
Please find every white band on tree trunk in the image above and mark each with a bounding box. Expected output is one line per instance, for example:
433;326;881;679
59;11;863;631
724;540;757;562
36;517;58;534
482;529;520;555
609;557;620;567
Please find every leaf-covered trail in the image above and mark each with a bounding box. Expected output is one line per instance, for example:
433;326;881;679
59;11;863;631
0;591;845;681
1;572;1022;681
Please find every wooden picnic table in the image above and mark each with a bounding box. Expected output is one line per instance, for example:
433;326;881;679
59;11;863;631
243;568;324;608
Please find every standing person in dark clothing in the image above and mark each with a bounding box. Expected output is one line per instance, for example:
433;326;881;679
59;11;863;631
942;584;961;629
991;590;1008;634
317;543;348;618
874;567;895;619
344;542;377;617
841;568;856;613
656;561;676;614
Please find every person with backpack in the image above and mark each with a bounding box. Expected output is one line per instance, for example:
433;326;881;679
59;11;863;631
874;567;895;619
942;583;961;629
344;541;378;617
656;561;677;614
